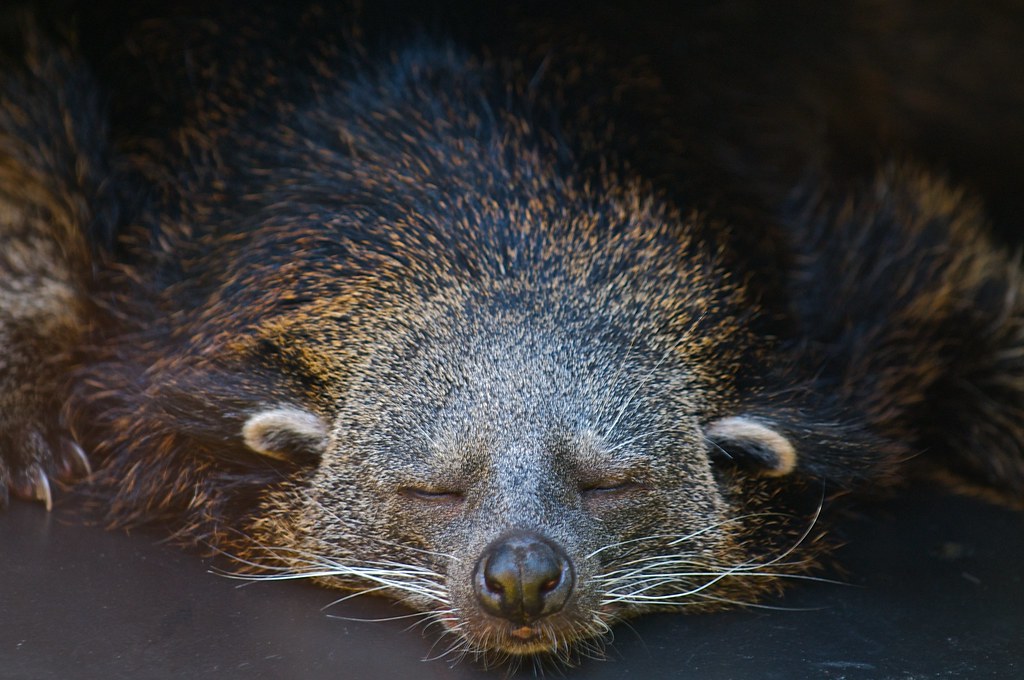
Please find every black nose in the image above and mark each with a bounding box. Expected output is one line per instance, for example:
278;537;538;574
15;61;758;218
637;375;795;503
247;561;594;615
473;530;575;625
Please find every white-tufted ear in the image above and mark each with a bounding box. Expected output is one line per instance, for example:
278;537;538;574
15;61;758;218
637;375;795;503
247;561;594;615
704;416;798;476
242;406;329;462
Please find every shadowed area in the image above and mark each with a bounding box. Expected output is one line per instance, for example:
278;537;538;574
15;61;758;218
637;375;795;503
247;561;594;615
0;486;1020;679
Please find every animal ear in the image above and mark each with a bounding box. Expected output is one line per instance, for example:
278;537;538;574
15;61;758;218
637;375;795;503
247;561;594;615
242;406;329;462
704;416;797;476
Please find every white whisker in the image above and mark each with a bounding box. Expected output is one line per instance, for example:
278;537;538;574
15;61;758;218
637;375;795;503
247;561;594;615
326;610;439;624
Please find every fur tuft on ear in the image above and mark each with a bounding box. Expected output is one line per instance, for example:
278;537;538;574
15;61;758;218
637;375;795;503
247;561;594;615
242;406;328;462
705;416;797;476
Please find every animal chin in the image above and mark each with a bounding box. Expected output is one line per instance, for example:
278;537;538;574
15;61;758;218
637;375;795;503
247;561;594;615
499;630;558;655
468;619;567;656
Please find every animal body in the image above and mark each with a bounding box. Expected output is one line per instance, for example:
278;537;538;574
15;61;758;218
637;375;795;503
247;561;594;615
1;0;1022;665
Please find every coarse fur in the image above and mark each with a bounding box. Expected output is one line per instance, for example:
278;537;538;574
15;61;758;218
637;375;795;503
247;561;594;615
1;0;1023;666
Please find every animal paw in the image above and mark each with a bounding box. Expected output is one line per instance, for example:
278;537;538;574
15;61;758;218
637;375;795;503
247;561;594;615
0;421;91;511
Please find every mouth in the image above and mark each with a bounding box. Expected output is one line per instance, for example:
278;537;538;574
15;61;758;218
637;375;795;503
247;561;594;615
449;612;598;657
510;625;541;641
494;624;559;655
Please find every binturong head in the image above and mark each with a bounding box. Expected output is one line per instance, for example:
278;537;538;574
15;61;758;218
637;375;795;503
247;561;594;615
173;44;873;664
229;173;829;662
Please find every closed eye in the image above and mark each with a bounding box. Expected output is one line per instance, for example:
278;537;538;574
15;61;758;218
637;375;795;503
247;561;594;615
579;479;644;497
398;486;465;504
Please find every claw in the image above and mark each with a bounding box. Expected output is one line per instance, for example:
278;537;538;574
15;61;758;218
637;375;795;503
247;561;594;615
33;466;52;512
60;438;93;478
12;465;53;511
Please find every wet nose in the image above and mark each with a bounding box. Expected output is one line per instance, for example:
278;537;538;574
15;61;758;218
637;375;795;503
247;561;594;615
473;530;574;624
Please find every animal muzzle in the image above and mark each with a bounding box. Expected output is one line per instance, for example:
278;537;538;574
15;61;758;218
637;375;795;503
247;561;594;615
473;529;575;625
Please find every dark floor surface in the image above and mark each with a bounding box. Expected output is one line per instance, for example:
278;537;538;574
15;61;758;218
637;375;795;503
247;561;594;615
1;486;1021;679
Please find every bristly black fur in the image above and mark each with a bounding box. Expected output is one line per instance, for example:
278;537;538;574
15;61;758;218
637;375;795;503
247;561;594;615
1;0;1023;664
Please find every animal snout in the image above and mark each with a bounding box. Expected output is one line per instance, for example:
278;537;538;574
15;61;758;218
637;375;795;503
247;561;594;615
473;530;575;625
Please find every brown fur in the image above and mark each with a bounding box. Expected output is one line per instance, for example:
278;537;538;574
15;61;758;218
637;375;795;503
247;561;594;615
1;0;1022;665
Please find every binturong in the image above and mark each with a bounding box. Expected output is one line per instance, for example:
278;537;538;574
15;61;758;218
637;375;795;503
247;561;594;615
228;49;799;657
1;0;1023;667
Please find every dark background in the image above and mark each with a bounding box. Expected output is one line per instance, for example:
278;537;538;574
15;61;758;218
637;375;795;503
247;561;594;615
1;486;1021;679
1;2;1022;678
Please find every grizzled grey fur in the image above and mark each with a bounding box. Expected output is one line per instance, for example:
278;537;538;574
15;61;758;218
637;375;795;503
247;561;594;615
1;0;1022;665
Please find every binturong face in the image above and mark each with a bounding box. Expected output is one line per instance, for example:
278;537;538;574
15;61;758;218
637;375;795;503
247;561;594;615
236;207;819;664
